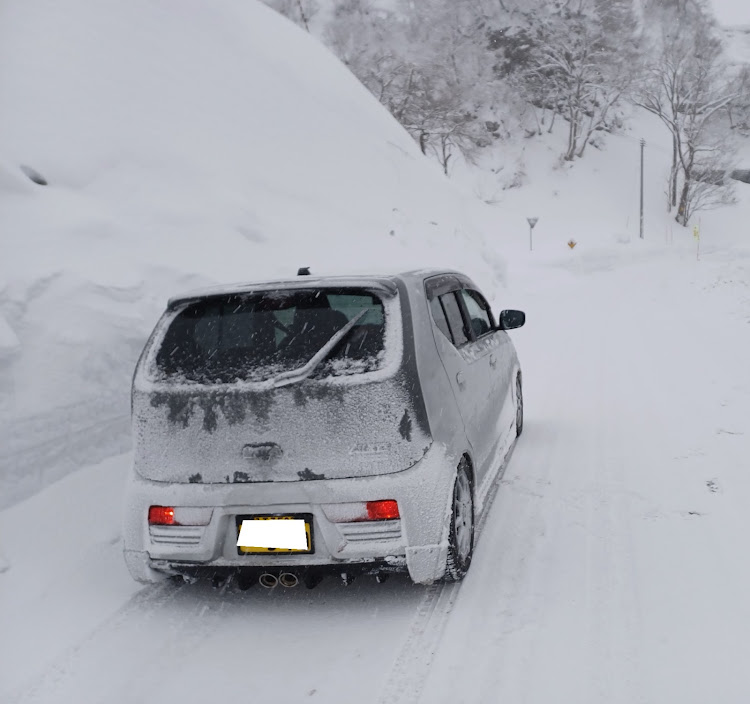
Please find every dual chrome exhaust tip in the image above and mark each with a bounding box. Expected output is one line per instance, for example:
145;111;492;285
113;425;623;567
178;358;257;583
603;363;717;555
259;572;299;589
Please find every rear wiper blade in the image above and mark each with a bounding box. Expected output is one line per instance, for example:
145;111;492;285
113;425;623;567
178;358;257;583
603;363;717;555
270;309;368;389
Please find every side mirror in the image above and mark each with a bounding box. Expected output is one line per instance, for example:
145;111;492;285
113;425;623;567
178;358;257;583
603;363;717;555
498;309;525;330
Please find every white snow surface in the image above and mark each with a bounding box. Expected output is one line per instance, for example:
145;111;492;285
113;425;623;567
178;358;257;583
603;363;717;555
709;0;750;27
0;0;506;507
3;231;750;703
3;0;750;702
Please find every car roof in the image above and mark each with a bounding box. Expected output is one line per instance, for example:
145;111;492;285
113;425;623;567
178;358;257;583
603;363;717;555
167;269;465;308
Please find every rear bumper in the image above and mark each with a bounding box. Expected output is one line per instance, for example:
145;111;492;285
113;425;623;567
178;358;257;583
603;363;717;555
122;443;456;585
123;552;407;586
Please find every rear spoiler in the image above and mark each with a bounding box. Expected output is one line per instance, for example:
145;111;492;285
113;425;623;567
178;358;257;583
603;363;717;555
167;279;399;310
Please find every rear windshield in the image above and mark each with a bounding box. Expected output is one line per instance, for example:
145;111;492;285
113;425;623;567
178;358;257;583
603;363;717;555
153;288;387;384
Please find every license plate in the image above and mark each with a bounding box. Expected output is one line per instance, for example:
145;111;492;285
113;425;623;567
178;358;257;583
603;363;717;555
236;514;313;554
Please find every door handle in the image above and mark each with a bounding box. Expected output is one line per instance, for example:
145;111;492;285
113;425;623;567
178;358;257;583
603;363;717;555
489;354;498;369
456;371;465;387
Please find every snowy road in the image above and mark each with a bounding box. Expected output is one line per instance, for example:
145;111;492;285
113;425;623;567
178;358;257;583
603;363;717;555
419;248;750;703
2;246;750;703
0;399;130;510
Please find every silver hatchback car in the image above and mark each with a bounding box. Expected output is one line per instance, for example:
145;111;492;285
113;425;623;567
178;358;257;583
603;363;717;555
123;269;525;588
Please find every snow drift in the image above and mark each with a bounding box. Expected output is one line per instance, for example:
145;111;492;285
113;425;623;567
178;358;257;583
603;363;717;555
0;0;505;505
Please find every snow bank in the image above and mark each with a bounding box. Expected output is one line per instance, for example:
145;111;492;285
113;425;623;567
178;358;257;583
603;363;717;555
0;0;504;504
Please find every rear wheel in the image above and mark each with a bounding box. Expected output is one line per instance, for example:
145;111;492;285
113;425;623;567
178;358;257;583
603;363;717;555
442;458;475;582
515;373;524;437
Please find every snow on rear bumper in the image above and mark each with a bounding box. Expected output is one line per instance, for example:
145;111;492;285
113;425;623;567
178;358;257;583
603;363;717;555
122;443;455;584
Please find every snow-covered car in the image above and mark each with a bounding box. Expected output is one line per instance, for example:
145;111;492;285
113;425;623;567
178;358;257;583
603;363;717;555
123;269;525;588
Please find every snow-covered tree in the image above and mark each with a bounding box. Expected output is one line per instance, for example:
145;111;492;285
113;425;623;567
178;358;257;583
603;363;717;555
635;14;740;224
518;0;639;160
725;66;750;135
324;0;495;173
261;0;745;193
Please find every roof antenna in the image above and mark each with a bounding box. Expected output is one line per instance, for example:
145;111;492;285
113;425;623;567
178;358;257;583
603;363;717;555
297;267;311;276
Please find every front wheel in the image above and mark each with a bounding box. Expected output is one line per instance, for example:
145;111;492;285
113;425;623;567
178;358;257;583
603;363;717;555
441;458;475;582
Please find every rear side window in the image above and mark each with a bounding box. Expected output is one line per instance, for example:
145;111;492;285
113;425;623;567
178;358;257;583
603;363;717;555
154;288;386;383
439;293;469;347
429;297;452;342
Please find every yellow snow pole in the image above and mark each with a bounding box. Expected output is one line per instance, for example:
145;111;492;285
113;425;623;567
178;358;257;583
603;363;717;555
693;224;700;260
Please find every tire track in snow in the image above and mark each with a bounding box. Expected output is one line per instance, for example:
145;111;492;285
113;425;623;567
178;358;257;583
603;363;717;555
470;421;567;703
377;444;517;704
0;403;130;509
5;582;189;703
376;581;462;704
7;572;427;704
581;309;652;703
8;579;257;704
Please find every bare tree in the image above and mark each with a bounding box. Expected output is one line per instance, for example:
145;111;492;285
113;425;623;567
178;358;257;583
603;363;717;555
266;0;744;188
324;0;493;173
725;66;750;135
395;69;489;173
522;1;638;160
679;136;737;223
635;20;740;225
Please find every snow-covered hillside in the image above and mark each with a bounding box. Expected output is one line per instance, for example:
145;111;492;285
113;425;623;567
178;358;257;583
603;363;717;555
0;0;509;507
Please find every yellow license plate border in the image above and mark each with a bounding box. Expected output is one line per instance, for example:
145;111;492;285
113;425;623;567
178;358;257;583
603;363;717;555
235;513;314;555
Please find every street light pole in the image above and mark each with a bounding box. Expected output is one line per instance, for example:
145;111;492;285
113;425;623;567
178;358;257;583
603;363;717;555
640;138;646;239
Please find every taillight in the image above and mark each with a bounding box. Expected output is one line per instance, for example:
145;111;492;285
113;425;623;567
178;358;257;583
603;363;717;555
148;506;213;526
366;500;400;521
148;506;176;525
322;500;400;523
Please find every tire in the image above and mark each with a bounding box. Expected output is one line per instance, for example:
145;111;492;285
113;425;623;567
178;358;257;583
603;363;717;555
441;458;475;582
515;373;524;437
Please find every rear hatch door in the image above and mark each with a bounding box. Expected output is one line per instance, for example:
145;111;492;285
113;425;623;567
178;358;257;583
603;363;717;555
133;284;429;483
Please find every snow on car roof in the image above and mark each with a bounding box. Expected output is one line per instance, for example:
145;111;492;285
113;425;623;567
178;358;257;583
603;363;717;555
166;269;461;308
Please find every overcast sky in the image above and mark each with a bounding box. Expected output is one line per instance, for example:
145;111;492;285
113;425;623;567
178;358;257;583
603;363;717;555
709;0;750;26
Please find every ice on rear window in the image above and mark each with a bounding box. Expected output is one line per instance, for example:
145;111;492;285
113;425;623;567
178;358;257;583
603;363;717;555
148;288;395;385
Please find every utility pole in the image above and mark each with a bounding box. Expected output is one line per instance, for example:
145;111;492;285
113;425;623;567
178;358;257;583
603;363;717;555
640;138;646;239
